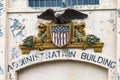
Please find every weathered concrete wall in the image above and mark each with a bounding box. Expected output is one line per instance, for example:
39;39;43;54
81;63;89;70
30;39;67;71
0;0;119;80
8;12;116;80
7;10;117;59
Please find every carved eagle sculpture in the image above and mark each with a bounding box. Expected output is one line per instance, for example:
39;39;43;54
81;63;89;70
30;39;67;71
37;9;88;24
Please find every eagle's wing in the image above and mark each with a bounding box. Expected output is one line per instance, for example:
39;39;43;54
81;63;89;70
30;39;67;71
37;9;56;20
57;9;88;24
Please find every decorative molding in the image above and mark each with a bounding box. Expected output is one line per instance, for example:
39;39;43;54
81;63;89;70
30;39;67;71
19;21;104;54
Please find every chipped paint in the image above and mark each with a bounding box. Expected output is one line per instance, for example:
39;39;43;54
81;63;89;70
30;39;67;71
118;8;120;18
0;3;3;7
0;0;4;16
0;7;3;16
118;74;120;80
112;24;116;32
0;66;3;74
0;50;3;54
0;0;5;80
11;47;19;60
62;49;70;54
10;19;25;37
0;29;3;37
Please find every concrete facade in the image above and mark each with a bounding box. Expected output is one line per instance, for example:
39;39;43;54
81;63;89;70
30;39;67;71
0;0;120;80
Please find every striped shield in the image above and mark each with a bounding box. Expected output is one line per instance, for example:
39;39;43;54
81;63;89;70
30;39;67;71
51;25;70;47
